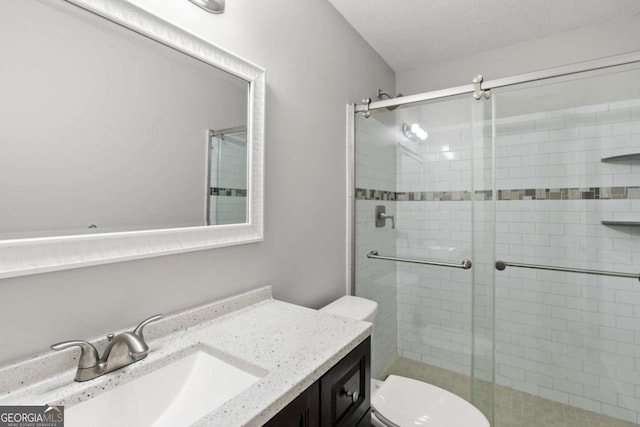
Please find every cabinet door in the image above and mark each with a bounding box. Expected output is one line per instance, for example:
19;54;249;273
264;382;320;427
320;337;371;427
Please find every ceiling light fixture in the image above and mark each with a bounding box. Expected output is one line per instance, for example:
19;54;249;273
188;0;225;14
402;122;428;141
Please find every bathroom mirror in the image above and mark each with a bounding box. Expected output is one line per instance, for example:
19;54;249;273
0;0;265;278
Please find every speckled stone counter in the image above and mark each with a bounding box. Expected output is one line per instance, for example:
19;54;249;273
0;286;372;426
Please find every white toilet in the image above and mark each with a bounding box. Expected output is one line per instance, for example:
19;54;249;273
321;296;490;427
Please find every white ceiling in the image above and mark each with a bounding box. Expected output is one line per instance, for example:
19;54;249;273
327;0;640;73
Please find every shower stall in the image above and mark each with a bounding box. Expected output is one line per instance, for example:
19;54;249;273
350;55;640;426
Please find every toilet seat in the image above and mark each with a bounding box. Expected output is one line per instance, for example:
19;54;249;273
371;375;490;427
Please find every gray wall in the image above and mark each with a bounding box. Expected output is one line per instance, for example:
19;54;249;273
397;15;640;94
0;0;394;365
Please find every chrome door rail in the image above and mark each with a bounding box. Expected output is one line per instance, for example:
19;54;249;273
495;260;640;281
367;250;472;269
355;51;640;113
355;84;473;112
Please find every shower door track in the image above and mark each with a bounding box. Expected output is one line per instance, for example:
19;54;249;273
354;51;640;112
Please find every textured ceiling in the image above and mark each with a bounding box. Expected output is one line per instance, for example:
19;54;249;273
327;0;640;72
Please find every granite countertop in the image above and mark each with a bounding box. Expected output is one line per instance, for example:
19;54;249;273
0;286;372;426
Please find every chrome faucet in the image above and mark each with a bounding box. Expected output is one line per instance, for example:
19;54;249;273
51;314;162;382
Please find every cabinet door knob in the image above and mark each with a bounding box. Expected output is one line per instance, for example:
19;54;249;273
344;389;359;403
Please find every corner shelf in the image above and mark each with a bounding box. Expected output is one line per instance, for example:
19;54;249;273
601;154;640;162
601;220;640;226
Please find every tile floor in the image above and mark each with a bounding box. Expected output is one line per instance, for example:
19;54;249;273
383;357;638;427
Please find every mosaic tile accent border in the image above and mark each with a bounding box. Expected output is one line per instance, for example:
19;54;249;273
498;186;640;200
354;188;489;201
355;189;396;200
210;187;247;197
355;187;640;201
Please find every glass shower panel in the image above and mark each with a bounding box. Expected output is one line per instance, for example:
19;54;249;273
491;63;640;427
354;111;399;379
471;96;496;423
354;93;494;421
393;95;474;388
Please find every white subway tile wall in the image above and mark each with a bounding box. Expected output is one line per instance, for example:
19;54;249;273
355;200;398;378
214;196;247;224
216;139;248;190
396;201;473;375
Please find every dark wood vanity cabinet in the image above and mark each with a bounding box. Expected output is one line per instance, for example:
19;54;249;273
320;337;371;426
265;337;371;427
264;382;320;427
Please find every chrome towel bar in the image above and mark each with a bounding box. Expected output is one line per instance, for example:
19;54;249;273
367;250;472;269
495;260;640;281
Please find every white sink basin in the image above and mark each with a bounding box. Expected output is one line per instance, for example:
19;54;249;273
65;350;262;427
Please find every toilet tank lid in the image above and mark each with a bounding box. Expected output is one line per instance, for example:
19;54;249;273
320;295;378;321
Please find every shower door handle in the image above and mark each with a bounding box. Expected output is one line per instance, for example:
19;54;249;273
495;260;640;280
367;251;472;269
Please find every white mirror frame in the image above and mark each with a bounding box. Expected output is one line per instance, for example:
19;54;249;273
0;0;265;279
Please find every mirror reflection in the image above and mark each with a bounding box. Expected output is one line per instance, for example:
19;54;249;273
0;0;249;240
207;127;248;225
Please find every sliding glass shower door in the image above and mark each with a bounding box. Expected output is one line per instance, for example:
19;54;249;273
490;63;640;427
353;60;640;427
353;93;495;422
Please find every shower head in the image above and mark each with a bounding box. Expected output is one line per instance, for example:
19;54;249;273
377;89;403;110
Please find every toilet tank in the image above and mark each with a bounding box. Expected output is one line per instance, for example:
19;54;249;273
320;296;378;323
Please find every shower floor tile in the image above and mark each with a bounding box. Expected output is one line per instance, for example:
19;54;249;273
382;357;638;427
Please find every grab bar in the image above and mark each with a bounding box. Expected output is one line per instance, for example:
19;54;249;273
495;260;640;281
367;250;472;269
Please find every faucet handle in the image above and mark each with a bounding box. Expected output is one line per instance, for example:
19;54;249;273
379;212;395;229
132;314;163;341
51;340;99;369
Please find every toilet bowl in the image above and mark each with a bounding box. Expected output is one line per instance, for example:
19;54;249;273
370;375;489;427
320;296;490;427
